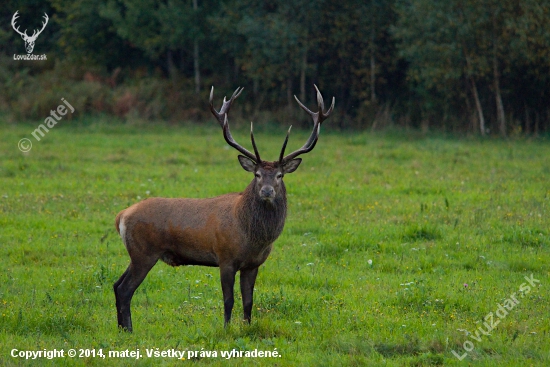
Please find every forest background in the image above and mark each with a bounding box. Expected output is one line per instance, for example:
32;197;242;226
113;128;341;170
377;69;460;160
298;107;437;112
1;0;549;135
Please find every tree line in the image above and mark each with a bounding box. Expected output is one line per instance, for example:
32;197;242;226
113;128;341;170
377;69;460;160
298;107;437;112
1;0;549;135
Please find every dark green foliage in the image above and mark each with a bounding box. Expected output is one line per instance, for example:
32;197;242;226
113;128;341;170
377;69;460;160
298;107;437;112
1;0;550;134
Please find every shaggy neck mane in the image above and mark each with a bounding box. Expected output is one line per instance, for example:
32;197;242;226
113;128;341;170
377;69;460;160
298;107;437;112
238;179;287;246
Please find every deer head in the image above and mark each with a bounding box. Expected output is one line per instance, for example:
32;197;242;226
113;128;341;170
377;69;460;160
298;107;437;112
12;11;49;54
209;85;335;204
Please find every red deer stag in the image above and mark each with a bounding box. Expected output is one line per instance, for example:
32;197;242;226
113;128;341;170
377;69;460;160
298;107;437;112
114;86;334;331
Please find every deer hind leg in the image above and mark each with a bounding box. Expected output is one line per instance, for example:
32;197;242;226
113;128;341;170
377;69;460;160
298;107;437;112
114;266;129;327
114;258;157;332
240;267;259;323
220;265;237;326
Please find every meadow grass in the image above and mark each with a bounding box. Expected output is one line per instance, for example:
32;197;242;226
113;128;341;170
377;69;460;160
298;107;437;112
0;119;549;366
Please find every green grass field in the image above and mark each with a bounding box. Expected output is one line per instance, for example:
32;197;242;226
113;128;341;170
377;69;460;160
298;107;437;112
1;120;548;366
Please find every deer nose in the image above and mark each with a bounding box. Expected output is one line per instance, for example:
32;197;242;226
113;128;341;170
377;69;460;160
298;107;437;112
260;186;275;198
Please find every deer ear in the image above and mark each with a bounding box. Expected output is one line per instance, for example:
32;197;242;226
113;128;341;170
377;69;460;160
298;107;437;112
238;155;256;172
283;158;302;174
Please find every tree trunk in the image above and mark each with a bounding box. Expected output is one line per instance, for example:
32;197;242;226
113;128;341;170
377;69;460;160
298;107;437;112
493;54;505;136
287;75;293;110
370;53;376;103
193;40;200;94
370;17;376;103
463;83;475;133
463;44;486;136
193;0;200;94
470;77;485;136
464;50;485;136
300;49;307;103
492;13;505;137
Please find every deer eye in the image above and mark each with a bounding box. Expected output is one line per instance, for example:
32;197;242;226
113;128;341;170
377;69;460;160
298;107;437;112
255;172;261;178
276;173;283;179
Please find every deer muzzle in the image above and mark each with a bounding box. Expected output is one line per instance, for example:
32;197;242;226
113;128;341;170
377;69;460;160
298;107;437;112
260;186;275;201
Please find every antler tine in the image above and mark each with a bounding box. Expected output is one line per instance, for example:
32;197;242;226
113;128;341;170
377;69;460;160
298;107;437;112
221;115;257;162
324;95;336;119
11;11;27;37
208;86;220;125
36;13;49;36
278;126;292;163
250;122;261;162
294;94;315;116
282;86;334;163
314;84;325;112
211;87;257;162
11;11;19;24
222;87;244;115
294;94;320;148
209;86;243;128
26;12;49;40
314;84;335;119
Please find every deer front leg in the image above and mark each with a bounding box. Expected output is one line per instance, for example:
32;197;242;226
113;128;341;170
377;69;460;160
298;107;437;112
220;265;237;326
240;267;259;323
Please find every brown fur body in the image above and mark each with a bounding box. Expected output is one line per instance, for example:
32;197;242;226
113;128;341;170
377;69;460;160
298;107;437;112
116;182;286;270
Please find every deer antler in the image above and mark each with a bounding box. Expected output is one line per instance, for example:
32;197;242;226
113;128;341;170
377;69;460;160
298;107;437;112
280;85;335;164
11;11;48;41
11;11;27;38
210;87;261;163
29;13;49;41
